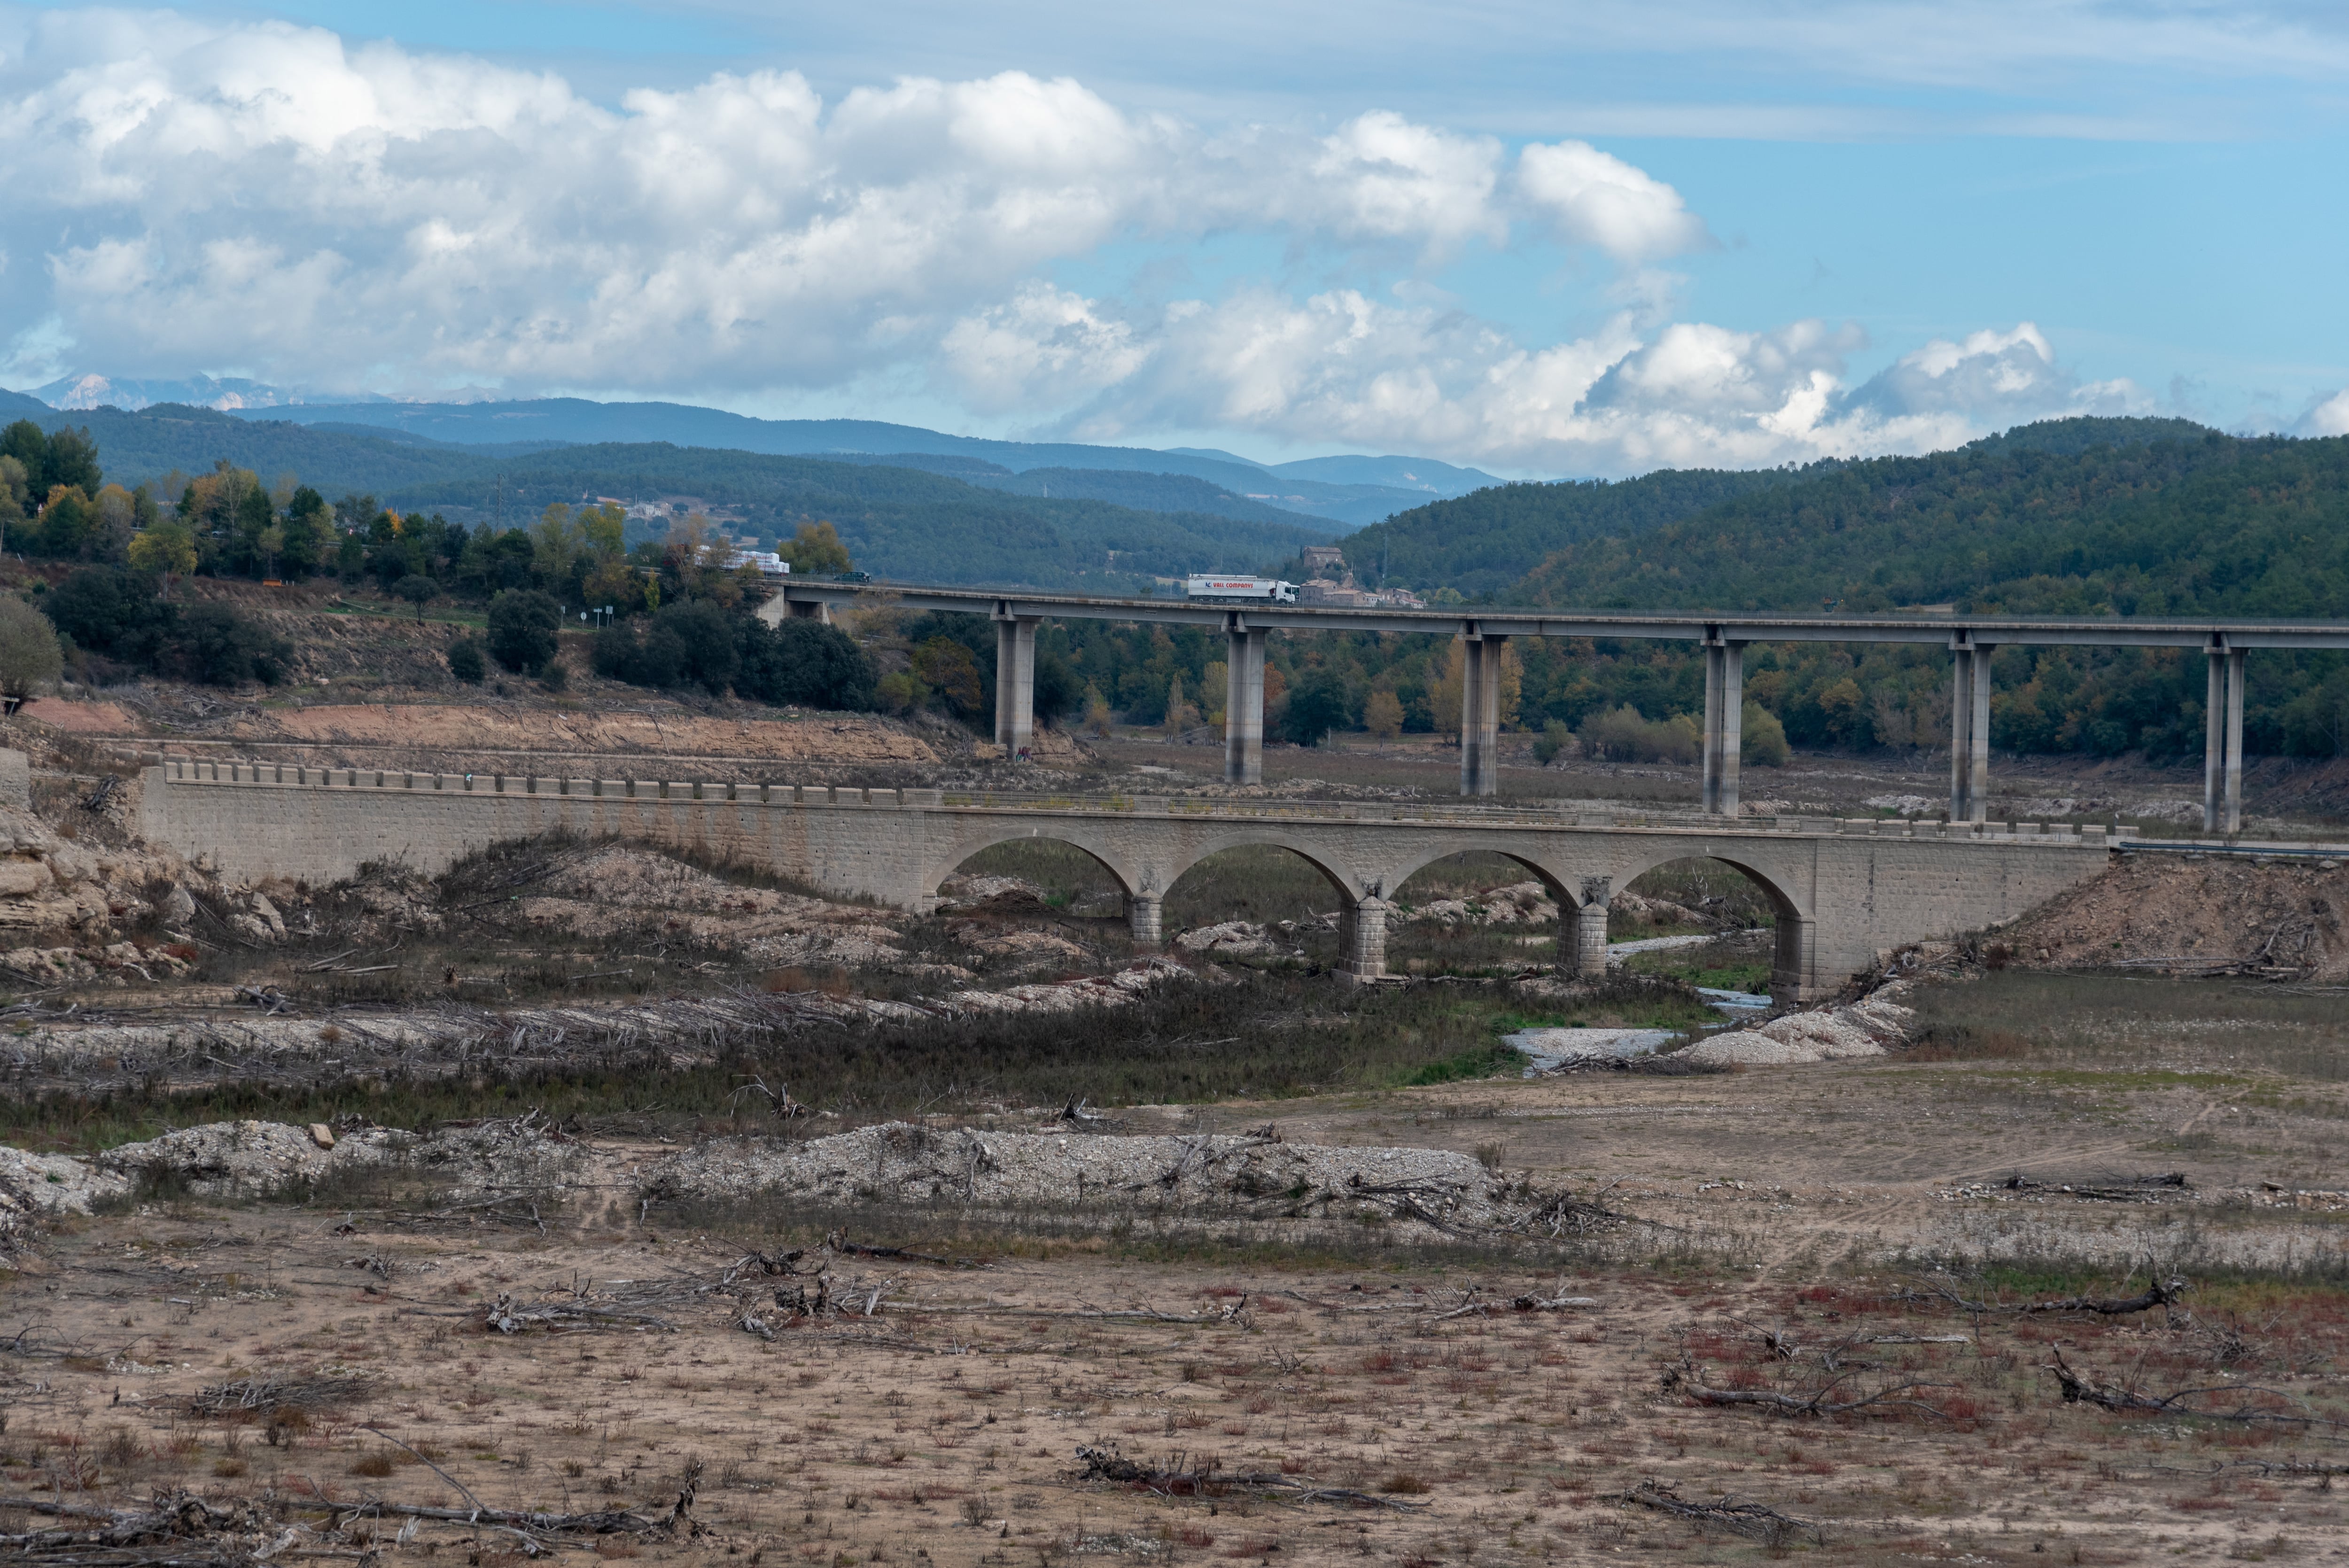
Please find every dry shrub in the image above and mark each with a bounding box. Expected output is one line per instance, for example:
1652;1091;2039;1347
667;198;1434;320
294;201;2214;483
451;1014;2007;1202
1903;1025;2030;1063
1379;1473;1429;1495
350;1451;396;1478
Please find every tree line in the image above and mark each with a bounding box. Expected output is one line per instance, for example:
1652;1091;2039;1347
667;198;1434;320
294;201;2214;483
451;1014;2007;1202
5;419;876;709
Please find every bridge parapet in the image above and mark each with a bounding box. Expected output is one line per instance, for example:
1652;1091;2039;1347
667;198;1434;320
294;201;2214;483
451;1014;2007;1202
146;757;2133;843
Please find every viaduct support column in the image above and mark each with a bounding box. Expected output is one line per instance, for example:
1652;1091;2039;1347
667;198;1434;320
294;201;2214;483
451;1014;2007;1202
993;614;1037;759
2225;647;2246;834
1702;639;1744;816
1224;625;1267;785
1337;895;1394;982
2203;647;2227;833
1949;642;1992;823
1460;633;1506;797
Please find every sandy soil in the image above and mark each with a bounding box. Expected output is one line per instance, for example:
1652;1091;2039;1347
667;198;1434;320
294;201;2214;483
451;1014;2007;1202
2002;855;2349;980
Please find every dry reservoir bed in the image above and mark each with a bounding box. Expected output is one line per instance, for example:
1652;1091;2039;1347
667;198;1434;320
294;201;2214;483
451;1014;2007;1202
6;961;2349;1568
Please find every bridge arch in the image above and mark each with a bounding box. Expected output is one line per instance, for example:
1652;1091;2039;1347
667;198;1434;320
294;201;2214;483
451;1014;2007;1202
1158;831;1368;906
1600;845;1814;998
918;823;1143;908
1380;844;1576;911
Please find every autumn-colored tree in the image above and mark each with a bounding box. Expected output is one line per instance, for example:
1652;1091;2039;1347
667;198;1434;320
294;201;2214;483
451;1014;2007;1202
1364;689;1405;742
779;521;853;575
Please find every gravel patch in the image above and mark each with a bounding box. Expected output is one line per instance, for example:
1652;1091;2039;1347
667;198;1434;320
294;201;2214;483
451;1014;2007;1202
642;1122;1512;1230
1680;981;1917;1066
1506;1027;1679;1073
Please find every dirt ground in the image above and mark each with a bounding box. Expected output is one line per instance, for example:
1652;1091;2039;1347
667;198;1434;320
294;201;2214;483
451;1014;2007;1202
8;1030;2349;1568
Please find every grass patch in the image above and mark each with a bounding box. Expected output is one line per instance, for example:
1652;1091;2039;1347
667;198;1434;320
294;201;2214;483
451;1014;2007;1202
1623;954;1773;992
0;972;1596;1154
1397;1042;1527;1086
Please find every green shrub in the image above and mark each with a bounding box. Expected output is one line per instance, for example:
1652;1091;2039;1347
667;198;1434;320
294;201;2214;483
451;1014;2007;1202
1579;703;1701;763
1532;717;1573;764
447;635;486;683
736;616;876;711
486;589;560;675
1742;700;1791;766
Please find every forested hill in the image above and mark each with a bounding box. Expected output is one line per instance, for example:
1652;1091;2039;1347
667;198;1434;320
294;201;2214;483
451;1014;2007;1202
393;445;1330;587
1336;416;2231;601
1342;467;1809;596
1511;421;2349;617
7;400;1329;590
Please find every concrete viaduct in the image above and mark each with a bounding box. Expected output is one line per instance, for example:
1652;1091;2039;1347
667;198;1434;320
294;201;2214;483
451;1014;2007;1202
764;583;2349;835
139;761;2123;1000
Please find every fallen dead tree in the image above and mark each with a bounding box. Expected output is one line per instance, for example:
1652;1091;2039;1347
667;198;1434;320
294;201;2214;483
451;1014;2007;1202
1074;1446;1428;1513
1663;1360;1958;1420
1424;1284;1599;1322
0;1491;274;1566
1910;1266;2190;1321
1619;1480;1820;1547
188;1372;373;1414
2046;1348;2342;1428
1999;1172;2190;1203
483;1291;675;1335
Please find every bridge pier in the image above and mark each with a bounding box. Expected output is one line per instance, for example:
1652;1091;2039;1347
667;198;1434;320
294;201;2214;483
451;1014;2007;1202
1225;626;1266;785
1126;893;1163;950
993;614;1037;759
1460;634;1506;797
1701;639;1744;816
1773;915;1815;997
1567;878;1611;977
785;599;831;625
1949;641;1992;823
2204;644;2245;834
1337;895;1394;980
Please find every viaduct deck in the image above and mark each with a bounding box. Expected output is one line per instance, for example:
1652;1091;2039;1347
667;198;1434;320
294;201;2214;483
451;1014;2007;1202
140;761;2119;999
765;582;2349;832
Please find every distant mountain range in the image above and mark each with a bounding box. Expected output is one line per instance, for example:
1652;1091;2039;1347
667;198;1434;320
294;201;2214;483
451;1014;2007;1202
11;380;1505;528
0;390;1339;590
224;399;1500;527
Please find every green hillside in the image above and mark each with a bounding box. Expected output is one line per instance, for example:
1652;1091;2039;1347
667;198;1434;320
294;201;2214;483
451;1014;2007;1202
1339;416;2227;601
14;404;1322;590
1490;420;2349;763
393;446;1326;587
1513;420;2345;617
1340;468;1806;596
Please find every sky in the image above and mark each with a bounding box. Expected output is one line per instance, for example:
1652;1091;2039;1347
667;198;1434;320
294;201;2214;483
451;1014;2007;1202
1;0;2345;476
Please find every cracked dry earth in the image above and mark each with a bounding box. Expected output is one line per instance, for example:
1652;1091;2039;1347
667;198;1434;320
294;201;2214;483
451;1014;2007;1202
3;1099;2347;1568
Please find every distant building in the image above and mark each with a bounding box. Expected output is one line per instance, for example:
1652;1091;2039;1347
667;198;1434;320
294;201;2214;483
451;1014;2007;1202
1293;545;1419;608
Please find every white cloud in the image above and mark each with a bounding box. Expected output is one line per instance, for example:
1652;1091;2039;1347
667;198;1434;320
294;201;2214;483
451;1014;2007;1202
955;290;2148;473
937;283;1150;411
2298;389;2349;437
0;11;1710;403
1838;323;2150;422
1516;140;1709;261
0;10;2173;474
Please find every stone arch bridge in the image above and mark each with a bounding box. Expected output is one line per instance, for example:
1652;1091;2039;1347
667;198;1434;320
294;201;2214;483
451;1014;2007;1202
141;761;2121;999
